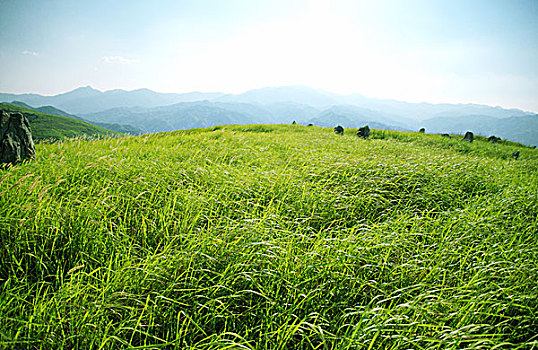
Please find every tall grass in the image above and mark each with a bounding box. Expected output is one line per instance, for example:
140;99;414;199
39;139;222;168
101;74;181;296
1;125;537;349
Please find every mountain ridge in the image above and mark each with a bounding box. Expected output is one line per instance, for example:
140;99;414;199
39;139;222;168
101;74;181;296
1;85;536;145
2;85;534;117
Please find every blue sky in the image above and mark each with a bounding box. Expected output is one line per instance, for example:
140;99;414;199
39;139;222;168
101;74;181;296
0;0;537;111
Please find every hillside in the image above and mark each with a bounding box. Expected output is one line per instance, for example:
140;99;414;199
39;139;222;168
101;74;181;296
9;101;142;135
0;103;121;140
0;125;536;348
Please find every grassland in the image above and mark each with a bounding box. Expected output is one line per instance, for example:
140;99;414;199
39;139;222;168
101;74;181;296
0;125;537;349
0;103;121;141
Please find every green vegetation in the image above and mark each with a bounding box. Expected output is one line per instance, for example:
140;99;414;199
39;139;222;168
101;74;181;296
1;125;537;349
0;103;121;141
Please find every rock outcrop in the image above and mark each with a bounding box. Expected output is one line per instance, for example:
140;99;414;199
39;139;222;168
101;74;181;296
357;125;370;139
488;135;501;143
1;111;35;165
334;125;344;135
462;131;474;142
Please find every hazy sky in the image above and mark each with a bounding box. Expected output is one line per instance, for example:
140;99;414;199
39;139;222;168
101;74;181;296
1;0;537;111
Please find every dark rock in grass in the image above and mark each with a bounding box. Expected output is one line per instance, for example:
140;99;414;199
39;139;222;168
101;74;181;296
1;111;35;165
307;123;313;127
334;125;344;135
462;131;474;142
441;133;451;138
357;125;370;139
512;151;520;160
419;128;425;133
488;135;501;143
292;120;297;125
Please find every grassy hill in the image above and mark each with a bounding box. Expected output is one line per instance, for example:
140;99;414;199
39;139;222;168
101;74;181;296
6;101;142;136
0;103;121;141
0;125;536;349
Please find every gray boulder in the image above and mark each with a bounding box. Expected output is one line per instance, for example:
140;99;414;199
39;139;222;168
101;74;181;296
357;125;370;139
334;125;344;135
488;135;501;143
462;131;474;142
1;111;35;165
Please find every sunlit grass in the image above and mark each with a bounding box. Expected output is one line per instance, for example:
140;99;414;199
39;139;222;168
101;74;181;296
1;125;537;349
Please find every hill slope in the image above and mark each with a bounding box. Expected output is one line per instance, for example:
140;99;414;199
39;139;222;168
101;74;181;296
0;103;121;140
0;125;536;348
9;101;142;135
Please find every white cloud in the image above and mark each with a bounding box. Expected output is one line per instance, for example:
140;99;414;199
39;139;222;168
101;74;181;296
22;51;39;56
101;55;138;64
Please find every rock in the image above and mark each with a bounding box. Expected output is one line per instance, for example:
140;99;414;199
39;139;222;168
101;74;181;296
441;133;451;138
334;125;344;135
1;111;35;165
512;151;520;160
462;131;474;142
291;120;297;125
488;135;501;143
307;123;313;127
419;128;425;133
356;125;370;139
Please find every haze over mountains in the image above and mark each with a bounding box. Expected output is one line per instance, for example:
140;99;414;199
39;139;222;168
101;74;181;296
1;85;536;146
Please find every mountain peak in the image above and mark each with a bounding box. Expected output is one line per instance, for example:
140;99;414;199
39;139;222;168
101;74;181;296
73;85;99;92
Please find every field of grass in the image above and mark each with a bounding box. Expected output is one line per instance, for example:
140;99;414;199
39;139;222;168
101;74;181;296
0;103;121;141
0;124;537;349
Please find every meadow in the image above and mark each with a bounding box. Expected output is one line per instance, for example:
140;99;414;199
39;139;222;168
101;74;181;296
0;124;537;349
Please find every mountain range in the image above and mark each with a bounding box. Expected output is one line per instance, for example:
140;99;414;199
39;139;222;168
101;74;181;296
1;85;536;146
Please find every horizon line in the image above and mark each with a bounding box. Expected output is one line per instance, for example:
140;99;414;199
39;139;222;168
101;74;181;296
1;84;537;114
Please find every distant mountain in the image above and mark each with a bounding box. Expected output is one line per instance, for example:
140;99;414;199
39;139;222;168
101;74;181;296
83;101;269;133
0;87;225;114
307;105;410;130
82;101;407;133
2;85;532;120
0;103;121;140
219;86;533;121
218;85;339;107
2;85;536;144
264;102;321;124
335;95;532;121
422;114;538;146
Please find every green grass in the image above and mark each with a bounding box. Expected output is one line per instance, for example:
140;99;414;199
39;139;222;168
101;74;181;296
0;103;121;141
0;125;537;349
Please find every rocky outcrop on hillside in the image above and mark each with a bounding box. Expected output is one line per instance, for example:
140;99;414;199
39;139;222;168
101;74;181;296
0;111;35;165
